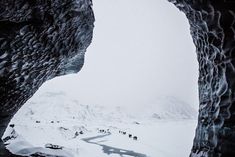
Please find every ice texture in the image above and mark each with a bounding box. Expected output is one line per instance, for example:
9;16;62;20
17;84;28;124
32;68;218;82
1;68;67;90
168;0;235;157
1;0;235;157
0;0;94;156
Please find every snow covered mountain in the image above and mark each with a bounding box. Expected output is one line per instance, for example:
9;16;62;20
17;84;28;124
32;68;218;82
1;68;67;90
12;92;197;125
3;92;198;157
146;96;197;120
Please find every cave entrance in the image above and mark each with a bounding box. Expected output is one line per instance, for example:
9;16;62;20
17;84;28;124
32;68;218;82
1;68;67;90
8;0;199;156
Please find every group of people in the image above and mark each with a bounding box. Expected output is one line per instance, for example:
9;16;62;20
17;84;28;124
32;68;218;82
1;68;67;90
73;130;84;138
98;128;110;134
97;128;138;141
119;130;138;140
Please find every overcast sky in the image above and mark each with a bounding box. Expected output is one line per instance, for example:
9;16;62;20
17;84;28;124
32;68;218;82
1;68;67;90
38;0;199;108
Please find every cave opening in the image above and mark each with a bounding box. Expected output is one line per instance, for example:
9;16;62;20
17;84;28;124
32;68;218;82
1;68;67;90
4;0;200;156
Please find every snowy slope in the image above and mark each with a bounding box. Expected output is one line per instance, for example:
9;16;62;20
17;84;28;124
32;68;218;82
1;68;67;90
12;92;197;124
3;92;198;157
146;96;198;120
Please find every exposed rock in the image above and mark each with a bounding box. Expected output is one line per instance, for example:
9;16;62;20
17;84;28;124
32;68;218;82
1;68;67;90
0;0;94;156
169;0;235;156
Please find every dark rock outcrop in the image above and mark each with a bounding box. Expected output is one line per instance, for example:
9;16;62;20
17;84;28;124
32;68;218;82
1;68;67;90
169;0;235;157
0;0;94;156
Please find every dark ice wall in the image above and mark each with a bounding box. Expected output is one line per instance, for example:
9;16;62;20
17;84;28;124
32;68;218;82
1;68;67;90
0;0;94;156
1;0;235;157
169;0;235;157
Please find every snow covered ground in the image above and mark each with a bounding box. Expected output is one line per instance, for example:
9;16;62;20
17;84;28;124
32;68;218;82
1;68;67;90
3;92;198;157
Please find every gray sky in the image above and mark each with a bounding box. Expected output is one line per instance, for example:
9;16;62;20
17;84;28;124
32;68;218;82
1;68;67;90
39;0;199;108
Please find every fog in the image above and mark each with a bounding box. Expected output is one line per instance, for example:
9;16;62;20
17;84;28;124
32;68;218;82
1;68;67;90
39;0;199;109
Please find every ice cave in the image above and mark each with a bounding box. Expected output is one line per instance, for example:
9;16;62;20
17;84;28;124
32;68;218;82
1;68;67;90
0;0;235;157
